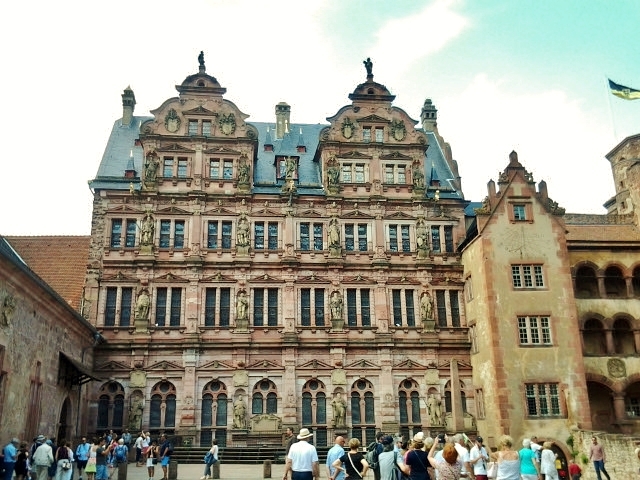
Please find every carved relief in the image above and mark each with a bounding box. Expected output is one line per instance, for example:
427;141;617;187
341;117;355;139
164;108;181;133
608;358;626;378
391;119;406;141
1;294;16;327
219;113;236;135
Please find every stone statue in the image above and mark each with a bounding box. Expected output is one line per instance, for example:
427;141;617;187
284;156;296;179
332;392;347;428
420;293;434;321
428;394;442;425
233;395;247;429
328;217;340;248
236;291;248;321
144;155;159;183
363;57;373;77
416;219;429;253
413;167;425;189
236;214;250;247
238;159;250;184
128;396;143;431
135;290;151;321
1;295;16;327
141;213;155;247
198;51;205;67
330;291;343;320
327;164;340;186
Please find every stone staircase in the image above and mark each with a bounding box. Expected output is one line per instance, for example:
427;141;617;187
171;446;331;465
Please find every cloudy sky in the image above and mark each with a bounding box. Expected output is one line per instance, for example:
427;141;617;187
1;0;638;235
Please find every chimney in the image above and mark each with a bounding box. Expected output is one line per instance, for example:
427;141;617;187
122;86;136;127
275;102;291;139
421;98;437;132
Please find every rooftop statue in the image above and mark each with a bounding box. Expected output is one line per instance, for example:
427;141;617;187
363;57;373;77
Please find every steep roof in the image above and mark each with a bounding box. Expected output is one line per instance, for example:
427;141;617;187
4;236;90;311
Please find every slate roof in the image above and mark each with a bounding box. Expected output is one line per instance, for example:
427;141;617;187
5;236;91;311
566;223;640;243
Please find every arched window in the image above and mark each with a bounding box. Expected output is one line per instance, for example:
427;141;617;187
444;380;466;413
149;381;177;431
575;266;598;298
302;379;328;447
633;267;640;297
201;380;228;447
613;318;635;355
398;379;421;426
604;266;626;298
97;381;125;430
583;318;607;355
252;379;278;415
350;379;376;445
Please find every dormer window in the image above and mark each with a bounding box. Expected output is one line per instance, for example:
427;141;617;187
276;156;298;180
363;126;383;143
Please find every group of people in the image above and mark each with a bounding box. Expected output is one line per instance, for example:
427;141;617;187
319;431;609;480
2;431;175;480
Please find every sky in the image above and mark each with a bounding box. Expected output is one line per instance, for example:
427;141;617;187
1;0;639;235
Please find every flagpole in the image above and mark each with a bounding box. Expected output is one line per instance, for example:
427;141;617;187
604;76;618;143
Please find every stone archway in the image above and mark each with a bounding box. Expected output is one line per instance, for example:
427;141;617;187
587;381;615;432
57;396;72;443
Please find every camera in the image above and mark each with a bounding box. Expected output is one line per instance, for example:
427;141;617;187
437;434;445;444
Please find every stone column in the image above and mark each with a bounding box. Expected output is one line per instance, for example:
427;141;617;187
612;394;627;422
450;359;464;431
605;329;615;355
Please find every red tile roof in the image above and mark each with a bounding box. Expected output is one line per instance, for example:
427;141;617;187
5;236;90;311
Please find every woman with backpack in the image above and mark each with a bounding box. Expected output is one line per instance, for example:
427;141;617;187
200;440;218;480
330;438;369;480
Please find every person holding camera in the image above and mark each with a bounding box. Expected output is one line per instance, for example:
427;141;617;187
428;435;462;479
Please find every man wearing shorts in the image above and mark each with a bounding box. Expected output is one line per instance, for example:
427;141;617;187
159;435;172;480
95;438;112;480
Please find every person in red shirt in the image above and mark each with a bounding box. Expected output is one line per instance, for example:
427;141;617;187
568;459;582;480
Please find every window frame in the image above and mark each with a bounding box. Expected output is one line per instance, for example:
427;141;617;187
517;315;552;346
512;264;545;289
524;383;562;418
344;223;370;252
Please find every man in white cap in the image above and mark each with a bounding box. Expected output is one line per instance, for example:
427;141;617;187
283;428;319;480
32;438;54;480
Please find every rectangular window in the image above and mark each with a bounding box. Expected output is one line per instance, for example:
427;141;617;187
301;289;311;326
125;220;136;248
314;289;325;326
110;220;122;248
346;288;371;327
300;223;310;251
204;287;231;327
159;220;171;248
105;287;117;326
344;223;368;252
300;288;325;327
464;277;474;302
155;288;167;326
431;226;441;253
469;325;478;354
210;159;220;179
174;221;185;249
268;222;278;250
358;224;368;251
436;290;447;327
177;158;188;178
253;288;279;326
513;204;526;221
155;288;181;327
355;164;365;183
385;166;394;184
363;127;371;143
391;290;417;326
384;165;407;184
450;291;460;327
221;221;232;249
299;222;324;251
525;383;561;417
163;157;174;177
120;287;132;327
518;316;552;345
341;164;352;183
389;225;398;252
401;225;410;252
340;163;366;183
512;265;545;289
254;222;264;250
375;127;384;143
188;120;198;135
202;120;211;137
223;160;233;179
207;222;218;249
444;226;454;253
345;224;354;251
170;289;181;326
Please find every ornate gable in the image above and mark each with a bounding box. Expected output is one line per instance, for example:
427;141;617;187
298;359;333;370
203;146;242;155
386;275;421;285
345;359;379;369
384;211;415;220
154;272;189;283
297;209;325;218
380;151;414;161
201;206;237;216
248;273;284;283
155;206;191;215
182;105;216;116
357;114;391;124
296;274;330;284
394;359;427;369
202;272;236;282
250;208;285;217
101;271;138;283
147;360;184;371
342;210;375;219
342;274;376;284
199;359;234;370
94;360;131;372
246;359;283;370
106;205;143;215
157;143;196;153
339;151;373;159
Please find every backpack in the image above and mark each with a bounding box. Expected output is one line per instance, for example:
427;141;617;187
365;441;379;471
166;442;174;455
115;445;127;463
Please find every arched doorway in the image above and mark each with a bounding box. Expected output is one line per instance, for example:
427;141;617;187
587;381;615;431
57;397;72;443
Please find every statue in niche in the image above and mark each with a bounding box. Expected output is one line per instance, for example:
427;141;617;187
428;394;442;425
284;156;297;179
128;395;144;431
1;295;16;327
332;392;347;428
328;217;340;248
413;167;425;189
328;164;340;186
238;158;250;184
420;292;434;321
135;290;151;321
144;154;159;183
416;219;428;254
236;214;250;247
233;395;247;429
363;57;373;77
235;291;248;322
140;213;155;247
330;291;343;320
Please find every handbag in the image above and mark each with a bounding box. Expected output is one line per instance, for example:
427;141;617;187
347;453;363;479
61;460;72;470
486;461;498;479
204;452;212;464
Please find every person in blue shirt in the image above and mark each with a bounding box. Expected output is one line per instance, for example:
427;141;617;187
326;436;346;480
75;437;92;480
3;438;20;480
